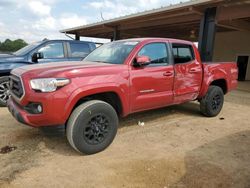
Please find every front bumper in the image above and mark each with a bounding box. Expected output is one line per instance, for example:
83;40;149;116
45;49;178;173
7;98;27;125
7;73;79;127
7;97;65;127
7;97;30;126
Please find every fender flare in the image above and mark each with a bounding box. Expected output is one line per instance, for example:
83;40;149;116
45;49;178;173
199;69;228;97
62;83;130;121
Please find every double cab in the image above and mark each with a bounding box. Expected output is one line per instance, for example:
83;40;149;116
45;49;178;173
7;38;238;154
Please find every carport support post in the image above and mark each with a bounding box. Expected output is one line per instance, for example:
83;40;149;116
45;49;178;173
75;34;80;40
198;7;217;62
112;27;120;41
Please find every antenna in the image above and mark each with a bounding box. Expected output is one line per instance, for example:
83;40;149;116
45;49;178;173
100;11;105;21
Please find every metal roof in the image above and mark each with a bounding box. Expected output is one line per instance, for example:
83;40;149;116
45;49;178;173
60;0;250;40
60;0;212;33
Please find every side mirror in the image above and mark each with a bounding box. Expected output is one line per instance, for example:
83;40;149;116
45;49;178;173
32;52;44;63
133;56;151;67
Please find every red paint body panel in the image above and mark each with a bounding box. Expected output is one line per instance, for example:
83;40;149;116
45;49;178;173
198;62;238;98
8;38;238;127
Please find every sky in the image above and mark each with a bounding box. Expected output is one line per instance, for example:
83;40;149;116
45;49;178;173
0;0;190;43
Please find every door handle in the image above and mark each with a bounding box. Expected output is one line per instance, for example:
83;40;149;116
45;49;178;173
189;68;199;73
163;71;173;77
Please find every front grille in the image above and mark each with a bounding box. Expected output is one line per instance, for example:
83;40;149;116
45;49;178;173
9;75;24;99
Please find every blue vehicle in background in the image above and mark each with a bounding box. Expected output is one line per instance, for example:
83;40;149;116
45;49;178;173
0;39;96;106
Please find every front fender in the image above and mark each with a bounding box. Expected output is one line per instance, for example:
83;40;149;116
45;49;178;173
62;83;130;121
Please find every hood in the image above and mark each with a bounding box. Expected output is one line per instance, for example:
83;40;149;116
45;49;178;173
0;54;26;63
12;61;118;78
0;54;12;58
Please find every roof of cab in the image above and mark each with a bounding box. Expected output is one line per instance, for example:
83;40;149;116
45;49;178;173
115;37;194;45
41;39;95;44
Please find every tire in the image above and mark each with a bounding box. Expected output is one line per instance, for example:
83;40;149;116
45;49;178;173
0;76;10;107
66;100;118;155
200;86;224;117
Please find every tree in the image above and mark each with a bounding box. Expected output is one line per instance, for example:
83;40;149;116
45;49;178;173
0;39;28;52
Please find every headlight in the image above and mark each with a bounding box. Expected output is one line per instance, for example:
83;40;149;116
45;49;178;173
30;78;70;92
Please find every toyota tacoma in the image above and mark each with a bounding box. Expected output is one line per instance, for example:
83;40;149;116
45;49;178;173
7;38;238;154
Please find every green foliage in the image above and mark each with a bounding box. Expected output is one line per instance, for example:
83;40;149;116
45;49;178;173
0;39;28;52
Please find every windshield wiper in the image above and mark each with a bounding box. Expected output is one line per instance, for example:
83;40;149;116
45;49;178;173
94;60;111;64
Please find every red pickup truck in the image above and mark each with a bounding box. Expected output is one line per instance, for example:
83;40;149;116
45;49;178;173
7;38;238;154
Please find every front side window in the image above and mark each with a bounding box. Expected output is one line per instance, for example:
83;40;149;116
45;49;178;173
138;43;168;66
38;43;64;59
84;41;138;64
172;43;194;64
70;43;90;58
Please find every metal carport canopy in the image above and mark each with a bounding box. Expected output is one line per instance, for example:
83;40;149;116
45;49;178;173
60;0;250;41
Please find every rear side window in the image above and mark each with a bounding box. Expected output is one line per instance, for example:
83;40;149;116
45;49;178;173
70;43;91;58
138;43;169;66
172;43;194;64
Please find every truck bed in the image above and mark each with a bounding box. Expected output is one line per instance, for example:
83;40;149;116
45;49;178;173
199;62;238;98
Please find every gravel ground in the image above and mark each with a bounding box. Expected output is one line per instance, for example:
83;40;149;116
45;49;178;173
0;82;249;188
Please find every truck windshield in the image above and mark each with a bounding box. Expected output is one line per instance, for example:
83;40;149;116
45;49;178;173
13;42;42;56
84;41;138;64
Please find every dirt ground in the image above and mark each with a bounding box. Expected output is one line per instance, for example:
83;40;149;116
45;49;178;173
0;82;250;188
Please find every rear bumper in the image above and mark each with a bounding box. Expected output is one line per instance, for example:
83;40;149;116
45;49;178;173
230;80;238;92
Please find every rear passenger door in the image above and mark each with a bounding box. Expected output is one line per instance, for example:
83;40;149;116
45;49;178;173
67;42;93;61
172;43;202;103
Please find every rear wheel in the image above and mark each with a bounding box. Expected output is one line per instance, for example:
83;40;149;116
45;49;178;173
200;86;224;117
66;100;118;154
0;76;10;107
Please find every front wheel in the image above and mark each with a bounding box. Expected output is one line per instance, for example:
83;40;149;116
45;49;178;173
0;76;10;107
66;100;118;155
200;86;224;117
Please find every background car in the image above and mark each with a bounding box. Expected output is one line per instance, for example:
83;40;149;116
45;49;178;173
0;39;96;106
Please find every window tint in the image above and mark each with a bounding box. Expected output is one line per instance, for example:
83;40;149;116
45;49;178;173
172;44;194;64
70;43;91;57
38;43;64;58
138;43;168;66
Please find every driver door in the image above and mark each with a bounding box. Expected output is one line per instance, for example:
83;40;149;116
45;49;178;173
129;42;174;112
36;42;67;63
